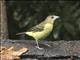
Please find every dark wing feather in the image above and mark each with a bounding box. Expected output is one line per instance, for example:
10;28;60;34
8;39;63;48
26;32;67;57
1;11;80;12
27;21;46;32
27;24;44;32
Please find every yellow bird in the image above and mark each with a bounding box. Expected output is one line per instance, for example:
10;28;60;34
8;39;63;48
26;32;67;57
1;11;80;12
16;15;59;49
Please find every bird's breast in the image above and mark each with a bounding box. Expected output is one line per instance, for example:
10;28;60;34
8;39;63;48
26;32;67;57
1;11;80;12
44;23;53;31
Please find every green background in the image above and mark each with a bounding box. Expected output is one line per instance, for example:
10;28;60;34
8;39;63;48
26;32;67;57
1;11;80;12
6;0;80;40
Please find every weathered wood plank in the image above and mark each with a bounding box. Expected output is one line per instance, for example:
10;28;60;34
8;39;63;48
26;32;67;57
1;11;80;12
0;0;8;39
0;40;80;60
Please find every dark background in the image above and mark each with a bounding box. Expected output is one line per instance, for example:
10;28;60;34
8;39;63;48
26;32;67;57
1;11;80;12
6;0;80;40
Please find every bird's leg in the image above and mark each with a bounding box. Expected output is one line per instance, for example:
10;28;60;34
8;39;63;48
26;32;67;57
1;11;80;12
35;39;43;50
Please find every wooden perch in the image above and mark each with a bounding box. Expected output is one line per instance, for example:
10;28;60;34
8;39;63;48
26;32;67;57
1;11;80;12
1;40;80;60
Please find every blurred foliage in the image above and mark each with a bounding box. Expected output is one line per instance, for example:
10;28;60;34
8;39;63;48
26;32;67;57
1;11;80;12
6;0;80;40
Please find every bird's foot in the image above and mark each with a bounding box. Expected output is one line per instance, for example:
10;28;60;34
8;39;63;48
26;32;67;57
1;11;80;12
35;46;43;50
44;44;51;47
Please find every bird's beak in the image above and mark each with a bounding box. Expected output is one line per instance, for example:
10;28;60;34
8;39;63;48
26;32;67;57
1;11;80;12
52;15;59;21
54;15;59;19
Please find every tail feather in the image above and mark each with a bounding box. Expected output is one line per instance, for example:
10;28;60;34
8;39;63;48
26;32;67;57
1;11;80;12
16;32;26;35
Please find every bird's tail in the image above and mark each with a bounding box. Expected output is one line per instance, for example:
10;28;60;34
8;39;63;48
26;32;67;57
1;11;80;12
16;32;26;35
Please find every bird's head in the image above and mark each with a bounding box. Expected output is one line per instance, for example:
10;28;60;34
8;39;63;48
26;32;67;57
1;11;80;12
47;15;59;21
45;15;59;23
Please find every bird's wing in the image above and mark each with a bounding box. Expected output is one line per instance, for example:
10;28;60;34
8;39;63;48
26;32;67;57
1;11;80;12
16;24;44;35
28;25;44;32
27;21;46;32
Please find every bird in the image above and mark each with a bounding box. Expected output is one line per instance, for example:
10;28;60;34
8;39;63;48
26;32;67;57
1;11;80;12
16;15;59;50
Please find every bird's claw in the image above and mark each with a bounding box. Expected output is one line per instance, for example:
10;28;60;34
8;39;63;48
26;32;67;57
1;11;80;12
44;44;51;47
35;46;44;50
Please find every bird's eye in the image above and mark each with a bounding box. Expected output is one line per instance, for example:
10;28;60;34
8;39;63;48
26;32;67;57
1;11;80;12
51;16;54;19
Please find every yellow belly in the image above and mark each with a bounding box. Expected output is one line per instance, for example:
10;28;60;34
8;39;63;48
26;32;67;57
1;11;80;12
26;24;53;40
